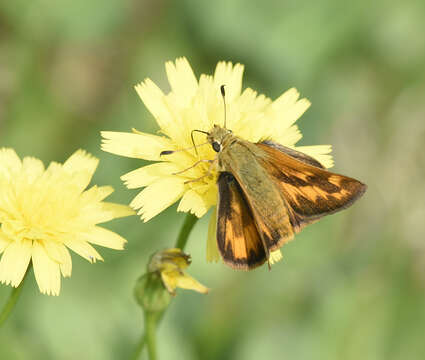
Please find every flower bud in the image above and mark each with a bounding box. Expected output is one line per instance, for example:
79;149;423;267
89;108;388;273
134;248;208;313
134;272;171;313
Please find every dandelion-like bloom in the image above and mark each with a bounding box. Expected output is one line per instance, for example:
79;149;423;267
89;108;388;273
0;148;134;295
101;57;333;262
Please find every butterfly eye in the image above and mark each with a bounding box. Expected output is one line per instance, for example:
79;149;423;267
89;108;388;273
212;141;221;152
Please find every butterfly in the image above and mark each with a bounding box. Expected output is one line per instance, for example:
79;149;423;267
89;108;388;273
164;86;367;270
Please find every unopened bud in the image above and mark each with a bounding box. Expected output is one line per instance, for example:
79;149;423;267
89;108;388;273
134;273;171;313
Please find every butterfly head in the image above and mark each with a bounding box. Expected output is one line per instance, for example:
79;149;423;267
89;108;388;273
207;125;233;153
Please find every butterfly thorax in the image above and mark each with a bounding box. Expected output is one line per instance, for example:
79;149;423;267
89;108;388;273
207;125;236;153
207;125;266;173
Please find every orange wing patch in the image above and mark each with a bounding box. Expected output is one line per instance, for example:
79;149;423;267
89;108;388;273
256;142;367;232
217;172;267;270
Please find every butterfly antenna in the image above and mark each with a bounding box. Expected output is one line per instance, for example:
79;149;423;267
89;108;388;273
220;85;227;128
190;129;209;156
160;130;210;157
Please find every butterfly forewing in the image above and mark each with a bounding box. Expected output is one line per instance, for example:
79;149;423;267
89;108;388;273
256;142;367;232
217;172;267;270
261;140;325;169
220;141;295;253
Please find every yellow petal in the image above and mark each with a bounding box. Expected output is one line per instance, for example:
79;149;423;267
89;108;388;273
82;185;114;202
42;240;67;263
0;240;32;287
21;157;45;182
63;239;103;263
177;189;209;218
165;57;198;107
101;131;173;161
214;61;244;101
41;241;72;277
269;249;283;265
272;88;300;110
134;79;175;134
78;201;134;226
160;271;177;294
0;233;10;254
0;148;22;180
58;246;72;277
206;208;220;262
161;269;209;294
273;125;302;147
121;162;180;189
295;145;334;168
272;88;311;131
32;242;61;296
101;202;135;219
81;226;127;250
130;177;186;222
173;271;209;294
231;88;272;141
281;98;311;129
63;150;99;190
63;149;98;175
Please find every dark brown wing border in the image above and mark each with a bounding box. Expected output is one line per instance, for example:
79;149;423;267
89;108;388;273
216;172;267;270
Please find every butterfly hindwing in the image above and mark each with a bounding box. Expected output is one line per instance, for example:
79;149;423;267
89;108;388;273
256;141;367;232
216;172;267;270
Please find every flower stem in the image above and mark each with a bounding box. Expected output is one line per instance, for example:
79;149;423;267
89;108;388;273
145;311;160;360
130;334;146;360
175;213;198;250
0;266;30;327
131;310;166;360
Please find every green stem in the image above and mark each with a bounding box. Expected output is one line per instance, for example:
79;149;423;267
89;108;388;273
130;334;146;360
175;213;198;250
131;310;166;360
131;213;199;360
0;266;30;327
145;311;160;360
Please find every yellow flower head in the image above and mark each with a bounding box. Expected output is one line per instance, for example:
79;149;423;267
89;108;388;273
0;148;134;295
148;248;208;295
101;58;334;262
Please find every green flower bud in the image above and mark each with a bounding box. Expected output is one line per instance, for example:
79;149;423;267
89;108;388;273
134;248;208;314
134;273;171;313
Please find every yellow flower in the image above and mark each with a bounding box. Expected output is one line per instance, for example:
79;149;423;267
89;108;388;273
101;57;333;263
148;248;208;295
0;148;134;295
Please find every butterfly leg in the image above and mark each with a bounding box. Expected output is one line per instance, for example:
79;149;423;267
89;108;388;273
184;159;218;184
172;159;213;175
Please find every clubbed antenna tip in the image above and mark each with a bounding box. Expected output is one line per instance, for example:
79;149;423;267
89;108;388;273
160;150;174;156
220;85;227;128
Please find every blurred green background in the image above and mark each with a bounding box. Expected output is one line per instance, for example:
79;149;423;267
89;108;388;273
1;0;425;359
